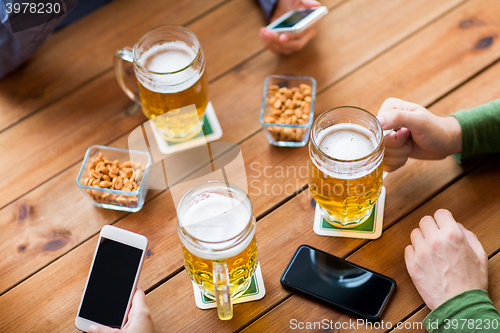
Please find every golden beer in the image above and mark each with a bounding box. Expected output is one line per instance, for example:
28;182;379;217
177;181;259;320
181;236;258;296
115;26;209;141
309;107;384;228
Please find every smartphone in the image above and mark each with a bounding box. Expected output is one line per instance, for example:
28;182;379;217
280;245;396;321
266;6;328;33
75;225;148;332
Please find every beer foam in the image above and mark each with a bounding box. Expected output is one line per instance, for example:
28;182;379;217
140;41;195;73
180;193;254;260
138;41;202;93
318;123;376;160
312;123;381;179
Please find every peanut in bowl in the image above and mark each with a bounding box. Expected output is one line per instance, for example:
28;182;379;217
260;75;316;147
76;145;151;212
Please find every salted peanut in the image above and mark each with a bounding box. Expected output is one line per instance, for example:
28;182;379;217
285;117;292;125
89;161;97;171
284;99;292;108
96;162;105;171
101;193;111;201
99;180;112;188
304;96;312;103
89;169;100;179
284;128;294;137
296;129;304;141
269;84;279;92
119;170;127;178
291;87;300;93
132;182;138;191
134;163;142;170
116;196;127;205
291;115;298;124
273;99;282;109
114;177;123;190
98;152;103;162
298;119;307;125
128;197;138;206
108;172;118;179
279;94;287;102
265;116;276;123
99;166;108;174
102;175;111;181
271;109;282;117
292;92;304;101
302;113;310;121
124;178;131;187
110;166;119;175
122;187;131;192
284;109;294;116
103;158;111;164
122;161;132;168
294;107;303;118
124;168;134;178
300;83;312;92
284;89;293;99
278;87;287;94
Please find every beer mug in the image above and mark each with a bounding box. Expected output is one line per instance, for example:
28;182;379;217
114;25;209;141
177;181;259;320
308;106;384;228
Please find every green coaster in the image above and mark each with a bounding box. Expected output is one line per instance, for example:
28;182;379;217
313;187;385;239
150;101;223;155
192;263;266;310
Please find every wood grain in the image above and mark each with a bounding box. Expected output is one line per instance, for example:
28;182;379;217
0;0;227;131
0;0;470;293
242;156;500;333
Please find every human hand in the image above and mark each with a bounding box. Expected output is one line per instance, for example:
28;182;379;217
259;0;321;55
405;209;488;311
88;286;153;333
377;98;462;172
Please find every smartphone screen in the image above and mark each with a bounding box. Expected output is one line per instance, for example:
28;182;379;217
281;245;395;320
274;9;316;29
78;237;144;328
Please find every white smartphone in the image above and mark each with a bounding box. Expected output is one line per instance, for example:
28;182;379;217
266;6;328;33
75;225;148;332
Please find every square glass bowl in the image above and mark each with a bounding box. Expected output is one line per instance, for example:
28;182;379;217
260;75;316;147
76;145;151;212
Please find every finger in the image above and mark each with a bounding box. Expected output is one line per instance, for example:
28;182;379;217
458;223;487;262
433;209;459;230
383;156;409;168
384;128;411;150
259;29;284;55
410;227;425;248
279;27;317;53
383;163;406;172
404;244;415;270
419;215;439;238
300;0;321;8
88;325;118;333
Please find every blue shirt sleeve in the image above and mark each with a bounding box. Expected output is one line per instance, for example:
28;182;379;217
258;0;278;22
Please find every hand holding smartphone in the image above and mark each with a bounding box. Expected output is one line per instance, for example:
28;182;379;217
281;245;396;321
266;6;328;34
75;225;148;332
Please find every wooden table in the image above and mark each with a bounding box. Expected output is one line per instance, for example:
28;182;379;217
1;0;500;331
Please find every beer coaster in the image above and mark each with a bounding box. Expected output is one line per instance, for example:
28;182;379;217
150;101;223;155
192;263;266;310
313;186;386;239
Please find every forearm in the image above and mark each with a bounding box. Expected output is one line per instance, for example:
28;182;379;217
424;289;500;333
452;99;500;162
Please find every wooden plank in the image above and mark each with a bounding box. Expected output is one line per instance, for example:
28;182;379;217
0;0;481;307
242;155;500;333
0;0;227;131
0;0;466;219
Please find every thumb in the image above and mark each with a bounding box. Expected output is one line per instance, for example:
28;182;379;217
377;109;423;132
88;324;118;333
300;0;321;8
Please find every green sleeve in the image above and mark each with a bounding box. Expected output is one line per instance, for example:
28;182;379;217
451;99;500;162
424;289;500;332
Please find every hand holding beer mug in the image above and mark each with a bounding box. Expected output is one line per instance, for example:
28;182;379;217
114;25;209;141
177;181;259;320
309;107;384;228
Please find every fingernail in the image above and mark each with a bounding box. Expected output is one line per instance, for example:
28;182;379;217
377;116;385;127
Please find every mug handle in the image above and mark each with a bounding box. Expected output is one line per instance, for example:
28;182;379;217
114;47;141;105
213;261;233;320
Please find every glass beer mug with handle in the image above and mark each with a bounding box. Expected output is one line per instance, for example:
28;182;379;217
177;181;259;320
308;106;384;228
114;25;209;142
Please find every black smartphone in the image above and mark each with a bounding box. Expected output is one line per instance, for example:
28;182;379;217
280;245;396;321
